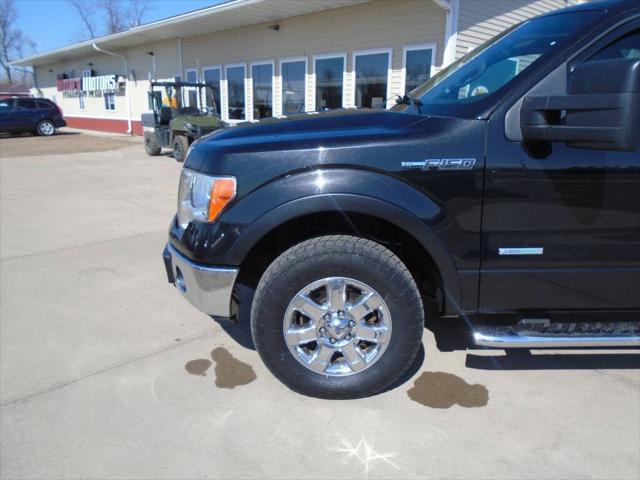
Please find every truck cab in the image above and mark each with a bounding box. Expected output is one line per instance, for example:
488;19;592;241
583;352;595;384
163;0;640;399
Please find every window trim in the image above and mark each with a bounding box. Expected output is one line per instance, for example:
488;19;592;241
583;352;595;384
223;63;248;122
103;92;115;111
249;59;276;121
202;64;222;114
402;43;437;95
351;47;393;109
312;52;347;111
183;68;199;108
278;56;308;117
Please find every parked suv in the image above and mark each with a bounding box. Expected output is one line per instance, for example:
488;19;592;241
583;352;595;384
163;0;640;399
0;97;66;136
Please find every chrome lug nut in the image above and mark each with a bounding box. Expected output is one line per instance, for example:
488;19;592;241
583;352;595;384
345;334;352;340
330;337;337;344
319;327;326;335
349;320;356;327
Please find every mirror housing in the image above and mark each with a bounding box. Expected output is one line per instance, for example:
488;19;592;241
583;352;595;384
521;59;640;151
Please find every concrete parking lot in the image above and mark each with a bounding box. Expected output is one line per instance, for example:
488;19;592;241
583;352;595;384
1;131;639;479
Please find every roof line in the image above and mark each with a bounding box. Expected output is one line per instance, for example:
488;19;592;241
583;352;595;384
10;0;265;66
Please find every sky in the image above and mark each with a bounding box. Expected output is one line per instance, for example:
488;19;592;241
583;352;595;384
14;0;228;55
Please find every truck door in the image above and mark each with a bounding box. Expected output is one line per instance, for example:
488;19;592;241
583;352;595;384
480;23;640;312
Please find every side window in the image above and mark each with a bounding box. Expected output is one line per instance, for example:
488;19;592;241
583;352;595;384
16;99;37;109
36;100;52;109
0;101;11;111
588;30;640;61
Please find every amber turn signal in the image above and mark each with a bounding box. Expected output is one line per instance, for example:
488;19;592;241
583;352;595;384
207;178;237;221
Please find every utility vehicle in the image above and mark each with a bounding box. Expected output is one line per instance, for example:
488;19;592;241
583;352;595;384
141;80;225;162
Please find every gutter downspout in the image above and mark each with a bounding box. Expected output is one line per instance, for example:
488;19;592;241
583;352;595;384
177;37;183;79
92;43;133;135
434;0;460;68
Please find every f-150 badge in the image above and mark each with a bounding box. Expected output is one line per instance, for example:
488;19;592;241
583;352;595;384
401;158;476;170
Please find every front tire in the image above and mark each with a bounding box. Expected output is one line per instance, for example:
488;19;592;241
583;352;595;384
172;135;189;162
36;120;56;136
144;132;161;156
251;235;424;399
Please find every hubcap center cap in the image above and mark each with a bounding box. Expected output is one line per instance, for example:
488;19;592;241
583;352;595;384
323;311;352;339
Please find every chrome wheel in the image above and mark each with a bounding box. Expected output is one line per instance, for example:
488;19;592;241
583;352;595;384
283;277;392;376
37;121;55;136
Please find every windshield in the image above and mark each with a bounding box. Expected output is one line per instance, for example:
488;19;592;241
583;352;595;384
392;10;599;118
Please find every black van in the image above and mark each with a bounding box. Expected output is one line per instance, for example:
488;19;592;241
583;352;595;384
0;97;66;136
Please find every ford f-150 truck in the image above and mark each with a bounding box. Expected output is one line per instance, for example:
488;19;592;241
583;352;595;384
163;0;640;398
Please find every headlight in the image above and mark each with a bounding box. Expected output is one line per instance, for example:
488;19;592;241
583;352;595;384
177;169;236;229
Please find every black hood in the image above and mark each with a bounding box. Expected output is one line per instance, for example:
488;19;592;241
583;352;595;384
185;108;426;170
184;108;480;199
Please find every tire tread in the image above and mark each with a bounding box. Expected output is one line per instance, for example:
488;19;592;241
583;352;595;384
251;235;424;399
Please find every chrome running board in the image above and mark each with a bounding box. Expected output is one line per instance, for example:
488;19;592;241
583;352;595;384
473;321;640;348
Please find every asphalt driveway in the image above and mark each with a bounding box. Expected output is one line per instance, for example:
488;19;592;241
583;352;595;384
1;131;639;479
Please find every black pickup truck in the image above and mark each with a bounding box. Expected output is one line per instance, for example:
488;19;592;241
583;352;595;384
163;0;640;398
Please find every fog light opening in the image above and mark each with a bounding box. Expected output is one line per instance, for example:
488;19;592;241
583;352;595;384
175;266;186;293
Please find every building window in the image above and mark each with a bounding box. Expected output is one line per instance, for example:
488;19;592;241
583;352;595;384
185;69;197;83
184;69;199;108
281;58;306;115
403;44;436;93
104;92;115;110
314;55;344;111
353;50;391;109
251;62;273;119
148;90;161;111
203;67;221;115
79;94;85;110
226;65;246;120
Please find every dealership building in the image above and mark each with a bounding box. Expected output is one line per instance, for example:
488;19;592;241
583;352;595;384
12;0;580;135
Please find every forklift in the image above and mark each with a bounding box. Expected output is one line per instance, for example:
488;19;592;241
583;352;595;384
141;80;226;162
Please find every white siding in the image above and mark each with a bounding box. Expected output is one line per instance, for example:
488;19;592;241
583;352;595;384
456;0;579;59
34;38;180;120
182;0;446;111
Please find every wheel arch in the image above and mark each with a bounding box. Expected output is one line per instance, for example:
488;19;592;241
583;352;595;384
233;194;462;317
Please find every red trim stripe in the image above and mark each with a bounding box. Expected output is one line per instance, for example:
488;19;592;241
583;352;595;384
64;116;142;136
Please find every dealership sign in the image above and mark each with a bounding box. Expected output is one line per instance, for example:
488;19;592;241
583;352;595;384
57;74;121;97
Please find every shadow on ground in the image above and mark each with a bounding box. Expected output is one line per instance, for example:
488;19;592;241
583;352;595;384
0;131;80;139
212;285;639;390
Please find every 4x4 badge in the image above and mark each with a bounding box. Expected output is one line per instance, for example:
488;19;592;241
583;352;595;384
401;158;476;170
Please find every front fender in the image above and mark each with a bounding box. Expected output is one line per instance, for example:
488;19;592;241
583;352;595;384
223;168;462;313
169;168;471;315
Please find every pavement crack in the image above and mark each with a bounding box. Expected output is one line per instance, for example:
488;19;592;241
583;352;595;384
0;229;167;262
0;330;217;409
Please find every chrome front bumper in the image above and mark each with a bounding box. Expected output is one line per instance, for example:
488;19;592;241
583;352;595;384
163;243;239;318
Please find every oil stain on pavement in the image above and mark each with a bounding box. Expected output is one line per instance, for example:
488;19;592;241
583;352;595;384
185;359;212;376
408;371;488;408
185;347;256;389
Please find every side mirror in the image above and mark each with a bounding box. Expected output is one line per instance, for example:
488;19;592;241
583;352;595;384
520;59;640;151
